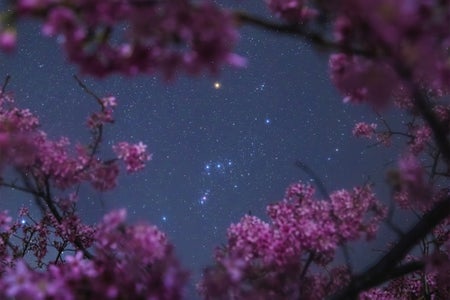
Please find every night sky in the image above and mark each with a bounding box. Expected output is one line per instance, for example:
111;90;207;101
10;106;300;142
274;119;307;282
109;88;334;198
0;1;405;297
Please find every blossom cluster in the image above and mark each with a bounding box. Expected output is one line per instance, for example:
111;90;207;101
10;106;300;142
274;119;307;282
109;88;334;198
0;209;188;299
359;251;450;299
265;0;318;23
0;91;150;190
5;0;245;79
267;0;420;109
0;29;16;53
0;87;185;298
329;53;401;108
324;0;450;107
352;122;377;138
198;182;387;298
113;141;151;173
408;125;431;155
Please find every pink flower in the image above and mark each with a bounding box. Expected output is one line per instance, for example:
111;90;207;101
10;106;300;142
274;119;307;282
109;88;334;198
265;0;318;22
4;261;40;299
352;122;377;138
113;141;151;173
100;96;117;108
329;53;400;109
201;182;386;298
409;125;431;155
18;0;244;78
88;162;120;191
86;109;114;128
397;154;431;206
64;251;97;279
333;0;450;94
0;29;17;53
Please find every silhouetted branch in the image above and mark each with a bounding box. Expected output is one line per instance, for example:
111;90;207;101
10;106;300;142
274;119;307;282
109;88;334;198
73;75;108;168
1;74;10;93
295;160;330;200
73;75;102;104
330;197;450;299
234;11;373;57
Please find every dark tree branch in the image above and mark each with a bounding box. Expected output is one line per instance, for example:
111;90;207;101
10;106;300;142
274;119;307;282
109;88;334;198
329;197;450;299
0;180;44;198
295;160;330;200
234;11;373;57
1;74;10;93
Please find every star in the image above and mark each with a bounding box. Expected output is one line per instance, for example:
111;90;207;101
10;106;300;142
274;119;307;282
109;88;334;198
199;190;210;205
213;81;222;89
255;82;266;92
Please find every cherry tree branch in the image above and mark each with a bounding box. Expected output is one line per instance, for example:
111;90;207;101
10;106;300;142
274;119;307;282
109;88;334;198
234;11;373;57
295;160;330;200
331;82;450;297
330;196;450;299
1;74;10;93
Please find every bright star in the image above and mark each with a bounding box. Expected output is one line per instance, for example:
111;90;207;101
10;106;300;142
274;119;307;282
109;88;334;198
213;82;221;89
199;190;210;205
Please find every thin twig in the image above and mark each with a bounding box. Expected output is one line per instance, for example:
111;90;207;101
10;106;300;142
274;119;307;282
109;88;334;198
295;160;330;200
1;74;10;93
234;11;373;57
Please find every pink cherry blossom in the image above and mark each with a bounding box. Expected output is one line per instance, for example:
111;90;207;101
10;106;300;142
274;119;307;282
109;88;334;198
113;141;152;173
329;53;401;108
353;122;377;138
199;182;386;298
265;0;318;23
13;0;245;79
397;153;431;206
330;0;450;97
0;29;16;53
408;125;432;155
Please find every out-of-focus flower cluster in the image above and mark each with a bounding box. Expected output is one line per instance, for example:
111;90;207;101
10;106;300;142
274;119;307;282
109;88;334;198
326;0;450;108
4;0;245;79
198;182;387;298
263;1;450;108
0;28;16;53
0;209;187;299
0;92;39;169
265;0;318;23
